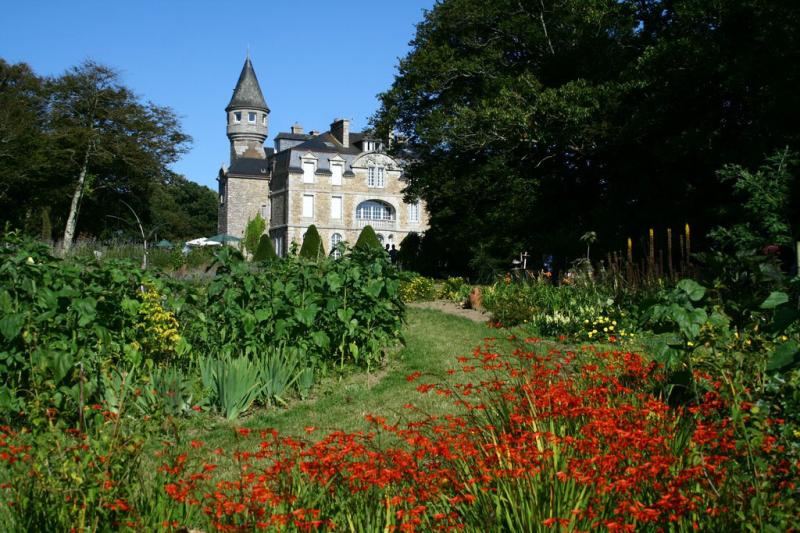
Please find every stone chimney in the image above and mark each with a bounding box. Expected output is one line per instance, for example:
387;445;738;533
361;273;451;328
330;118;349;148
291;122;304;134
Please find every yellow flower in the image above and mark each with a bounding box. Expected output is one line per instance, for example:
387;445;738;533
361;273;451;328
687;341;694;347
612;320;617;326
780;335;789;342
608;325;614;331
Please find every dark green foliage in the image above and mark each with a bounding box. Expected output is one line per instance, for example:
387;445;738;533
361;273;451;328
243;214;267;257
0;230;188;421
148;174;218;240
0;59;192;244
374;0;800;274
0;230;404;423
183;242;404;370
709;148;798;253
39;207;51;241
299;224;325;260
355;225;383;251
253;234;278;262
398;232;421;269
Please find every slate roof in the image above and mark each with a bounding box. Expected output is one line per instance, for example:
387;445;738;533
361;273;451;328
290;131;363;155
275;132;311;141
226;57;269;112
228;153;272;176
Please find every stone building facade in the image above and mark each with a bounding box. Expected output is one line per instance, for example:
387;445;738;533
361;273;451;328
217;58;428;255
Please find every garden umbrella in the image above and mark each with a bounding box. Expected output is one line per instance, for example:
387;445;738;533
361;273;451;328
207;234;242;244
185;237;221;247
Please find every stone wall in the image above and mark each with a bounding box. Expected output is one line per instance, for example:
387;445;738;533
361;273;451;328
280;151;429;252
221;175;270;238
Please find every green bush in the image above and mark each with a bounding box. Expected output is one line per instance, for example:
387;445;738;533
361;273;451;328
299;224;325;260
398;232;421;268
253;234;278;262
399;272;437;302
243;213;266;256
355;225;383;251
0;232;188;420
185;245;216;269
482;275;619;334
180;243;404;371
437;276;470;302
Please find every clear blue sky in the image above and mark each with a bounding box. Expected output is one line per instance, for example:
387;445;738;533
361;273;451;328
0;0;434;190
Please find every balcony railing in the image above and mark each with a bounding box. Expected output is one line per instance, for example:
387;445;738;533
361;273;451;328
355;218;397;231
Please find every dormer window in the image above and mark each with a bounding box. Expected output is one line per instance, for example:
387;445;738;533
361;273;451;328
248;112;256;123
367;166;385;188
233;112;241;123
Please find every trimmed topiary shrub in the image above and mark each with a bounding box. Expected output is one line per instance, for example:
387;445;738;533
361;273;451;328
398;231;421;269
354;225;383;251
243;214;266;256
253;234;278;262
299;225;325;260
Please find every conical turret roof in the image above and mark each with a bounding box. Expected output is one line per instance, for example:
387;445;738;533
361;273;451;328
226;57;269;112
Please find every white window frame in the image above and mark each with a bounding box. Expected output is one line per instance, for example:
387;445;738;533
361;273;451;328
248;112;256;123
302;194;314;218
302;160;316;184
331;233;343;258
356;200;395;221
367;166;385;188
262;114;267;126
331;162;343;186
408;200;420;223
330;195;342;220
233;111;241;123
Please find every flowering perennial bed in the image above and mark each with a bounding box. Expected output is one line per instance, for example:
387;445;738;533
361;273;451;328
142;338;797;531
2;337;797;531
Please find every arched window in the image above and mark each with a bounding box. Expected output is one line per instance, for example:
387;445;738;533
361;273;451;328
330;233;343;259
355;200;395;221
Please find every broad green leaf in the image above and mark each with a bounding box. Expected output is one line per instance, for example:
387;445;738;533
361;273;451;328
760;291;789;309
0;313;24;341
677;279;705;301
767;341;800;372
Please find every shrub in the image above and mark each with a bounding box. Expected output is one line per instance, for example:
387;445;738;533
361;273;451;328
399;272;437;302
181;242;404;371
482;275;618;334
355;225;383;251
437;276;470;302
185;245;216;269
253;234;278;262
0;231;187;419
398;232;421;268
299;224;325;260
243;214;266;256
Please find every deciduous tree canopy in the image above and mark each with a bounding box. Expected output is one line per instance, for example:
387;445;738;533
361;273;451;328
374;0;800;276
0;59;214;243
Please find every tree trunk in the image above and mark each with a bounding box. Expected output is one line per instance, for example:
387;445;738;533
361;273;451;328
59;145;91;257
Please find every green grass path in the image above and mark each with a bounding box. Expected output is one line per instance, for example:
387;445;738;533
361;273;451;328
196;307;492;446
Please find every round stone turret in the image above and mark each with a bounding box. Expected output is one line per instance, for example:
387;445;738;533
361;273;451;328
226;56;269;160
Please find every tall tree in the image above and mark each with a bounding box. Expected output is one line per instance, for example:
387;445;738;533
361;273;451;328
148;173;218;240
47;61;190;254
375;0;800;274
0;60;48;230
